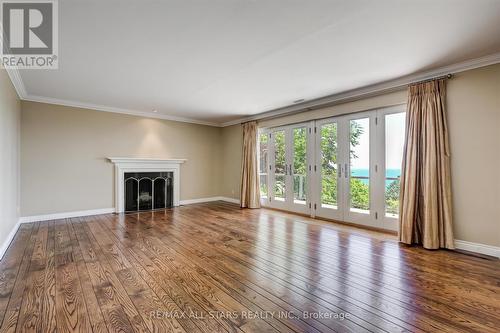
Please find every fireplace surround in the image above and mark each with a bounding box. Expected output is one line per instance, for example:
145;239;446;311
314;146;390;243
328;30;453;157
108;157;186;213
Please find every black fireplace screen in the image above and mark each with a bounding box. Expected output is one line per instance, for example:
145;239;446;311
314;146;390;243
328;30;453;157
124;172;173;212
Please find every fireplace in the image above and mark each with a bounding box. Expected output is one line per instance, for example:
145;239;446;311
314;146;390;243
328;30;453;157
124;172;173;212
108;157;185;213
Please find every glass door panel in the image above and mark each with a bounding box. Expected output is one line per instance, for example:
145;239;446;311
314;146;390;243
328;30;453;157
258;132;269;199
382;111;406;229
348;118;370;214
320;123;338;209
273;130;286;202
314;119;344;221
342;112;376;227
292;127;307;204
287;124;310;214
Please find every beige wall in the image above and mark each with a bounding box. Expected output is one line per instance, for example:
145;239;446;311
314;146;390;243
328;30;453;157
244;64;500;247
21;102;222;216
0;68;21;257
447;64;500;247
220;124;242;200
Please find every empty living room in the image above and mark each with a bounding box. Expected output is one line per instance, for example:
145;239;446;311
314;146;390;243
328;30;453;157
1;1;499;332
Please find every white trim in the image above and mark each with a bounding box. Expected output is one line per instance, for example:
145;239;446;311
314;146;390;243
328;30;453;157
1;27;28;99
180;196;240;205
218;196;241;204
15;198;238;227
22;95;221;127
454;240;500;258
0;219;21;261
180;197;221;205
221;52;500;127
5;67;27;99
19;208;115;224
108;157;187;164
108;158;185;213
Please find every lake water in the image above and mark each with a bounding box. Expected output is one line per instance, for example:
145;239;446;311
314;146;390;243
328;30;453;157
351;168;401;185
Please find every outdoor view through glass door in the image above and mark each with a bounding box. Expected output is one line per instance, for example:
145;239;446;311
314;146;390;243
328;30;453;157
259;105;405;231
262;123;311;214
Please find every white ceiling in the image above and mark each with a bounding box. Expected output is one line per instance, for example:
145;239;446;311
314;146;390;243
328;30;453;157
17;0;500;126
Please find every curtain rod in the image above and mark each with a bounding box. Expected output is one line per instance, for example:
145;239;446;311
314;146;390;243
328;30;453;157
410;73;453;86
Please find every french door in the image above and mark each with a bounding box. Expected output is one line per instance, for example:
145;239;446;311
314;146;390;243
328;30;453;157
263;123;312;215
315;111;377;228
259;105;405;231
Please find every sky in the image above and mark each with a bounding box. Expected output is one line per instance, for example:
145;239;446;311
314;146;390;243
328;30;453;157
350;112;405;171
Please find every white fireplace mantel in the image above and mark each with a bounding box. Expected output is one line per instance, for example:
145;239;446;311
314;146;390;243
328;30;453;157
107;157;186;213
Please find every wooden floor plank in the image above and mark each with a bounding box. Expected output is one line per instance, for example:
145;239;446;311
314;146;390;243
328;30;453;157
1;202;499;333
15;221;49;332
101;214;363;333
178;203;500;330
67;219;107;333
169;206;494;332
0;223;34;327
71;219;149;333
84;218;186;333
0;222;40;333
41;221;57;333
54;219;91;332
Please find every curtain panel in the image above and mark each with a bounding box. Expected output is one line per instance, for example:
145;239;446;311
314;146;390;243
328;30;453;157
240;121;261;208
399;79;454;249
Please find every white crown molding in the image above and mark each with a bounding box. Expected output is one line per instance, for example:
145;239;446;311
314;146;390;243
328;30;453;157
5;66;27;98
220;52;500;127
22;95;222;127
4;52;500;127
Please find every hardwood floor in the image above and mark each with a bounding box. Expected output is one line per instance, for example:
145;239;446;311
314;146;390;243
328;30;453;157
1;202;499;332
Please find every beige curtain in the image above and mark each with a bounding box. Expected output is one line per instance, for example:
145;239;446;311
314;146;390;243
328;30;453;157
399;79;454;249
240;121;261;208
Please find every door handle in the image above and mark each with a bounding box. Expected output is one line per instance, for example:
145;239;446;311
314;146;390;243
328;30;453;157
289;164;293;175
345;163;348;178
338;164;342;178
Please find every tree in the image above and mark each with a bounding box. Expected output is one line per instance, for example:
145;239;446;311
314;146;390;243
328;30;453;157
385;179;400;215
273;131;286;197
319;122;367;208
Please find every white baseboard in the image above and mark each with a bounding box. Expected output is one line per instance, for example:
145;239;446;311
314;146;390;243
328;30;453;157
0;219;21;261
454;240;500;258
19;208;115;223
218;196;241;204
179;197;221;205
18;198;241;224
180;196;240;206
